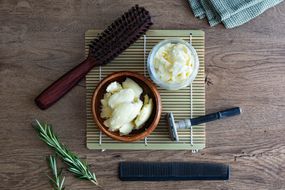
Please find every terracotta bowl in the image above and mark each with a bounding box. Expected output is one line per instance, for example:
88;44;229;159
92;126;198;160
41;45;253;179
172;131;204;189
91;71;162;142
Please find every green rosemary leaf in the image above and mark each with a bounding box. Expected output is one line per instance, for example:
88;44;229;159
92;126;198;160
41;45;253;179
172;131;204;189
33;120;98;186
47;155;65;190
68;167;82;176
47;174;57;185
60;177;65;190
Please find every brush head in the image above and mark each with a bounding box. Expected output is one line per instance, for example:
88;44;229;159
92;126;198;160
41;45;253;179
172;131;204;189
88;5;152;65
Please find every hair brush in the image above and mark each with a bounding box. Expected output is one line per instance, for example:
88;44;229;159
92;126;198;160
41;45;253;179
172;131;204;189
35;5;152;110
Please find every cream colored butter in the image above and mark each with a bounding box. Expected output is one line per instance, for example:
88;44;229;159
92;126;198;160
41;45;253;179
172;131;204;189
101;79;153;136
153;43;193;84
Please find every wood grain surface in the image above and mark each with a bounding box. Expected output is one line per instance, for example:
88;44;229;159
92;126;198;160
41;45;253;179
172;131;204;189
1;0;285;190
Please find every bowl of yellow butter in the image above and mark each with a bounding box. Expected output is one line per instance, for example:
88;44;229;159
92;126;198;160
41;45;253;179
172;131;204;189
147;38;199;90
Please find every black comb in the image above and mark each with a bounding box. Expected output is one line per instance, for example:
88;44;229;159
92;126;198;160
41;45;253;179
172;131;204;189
119;162;230;181
35;5;152;110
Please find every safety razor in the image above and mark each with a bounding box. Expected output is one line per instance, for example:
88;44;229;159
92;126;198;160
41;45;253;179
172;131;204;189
166;107;242;142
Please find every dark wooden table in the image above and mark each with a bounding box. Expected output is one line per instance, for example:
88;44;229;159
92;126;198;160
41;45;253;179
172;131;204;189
1;1;285;189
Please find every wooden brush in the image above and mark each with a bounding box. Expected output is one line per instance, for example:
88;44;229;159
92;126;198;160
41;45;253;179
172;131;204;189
35;5;152;110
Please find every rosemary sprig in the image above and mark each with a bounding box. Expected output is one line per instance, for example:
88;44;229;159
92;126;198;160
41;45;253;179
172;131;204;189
47;155;65;190
33;120;99;186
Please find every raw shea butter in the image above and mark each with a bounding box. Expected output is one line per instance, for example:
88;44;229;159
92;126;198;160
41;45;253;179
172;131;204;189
101;78;153;136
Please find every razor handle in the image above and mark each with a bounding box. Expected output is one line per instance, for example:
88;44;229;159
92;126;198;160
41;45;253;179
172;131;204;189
35;57;96;110
177;107;241;128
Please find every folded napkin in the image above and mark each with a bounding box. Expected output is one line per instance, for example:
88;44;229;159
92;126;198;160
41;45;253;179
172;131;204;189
189;0;283;28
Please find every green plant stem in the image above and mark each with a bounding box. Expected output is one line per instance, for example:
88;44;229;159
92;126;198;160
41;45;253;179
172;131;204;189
47;155;65;190
33;120;99;186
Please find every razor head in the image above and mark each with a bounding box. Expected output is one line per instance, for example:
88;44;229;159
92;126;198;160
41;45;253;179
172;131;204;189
166;112;179;142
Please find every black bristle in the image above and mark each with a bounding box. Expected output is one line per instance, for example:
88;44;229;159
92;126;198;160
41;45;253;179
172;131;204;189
88;5;152;65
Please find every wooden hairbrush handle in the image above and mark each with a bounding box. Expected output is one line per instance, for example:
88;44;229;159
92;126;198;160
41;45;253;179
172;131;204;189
35;57;96;110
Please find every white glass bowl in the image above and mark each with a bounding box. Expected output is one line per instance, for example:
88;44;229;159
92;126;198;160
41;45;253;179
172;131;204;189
147;38;199;90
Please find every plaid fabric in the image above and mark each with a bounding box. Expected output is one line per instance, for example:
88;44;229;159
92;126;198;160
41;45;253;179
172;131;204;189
188;0;283;28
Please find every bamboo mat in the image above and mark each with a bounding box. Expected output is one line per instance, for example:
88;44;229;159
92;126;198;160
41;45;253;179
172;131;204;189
85;30;205;151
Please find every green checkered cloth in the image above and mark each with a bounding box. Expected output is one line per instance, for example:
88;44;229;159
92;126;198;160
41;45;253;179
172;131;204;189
189;0;283;28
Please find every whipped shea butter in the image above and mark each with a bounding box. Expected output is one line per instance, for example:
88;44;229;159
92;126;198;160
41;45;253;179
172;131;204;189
147;39;199;90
